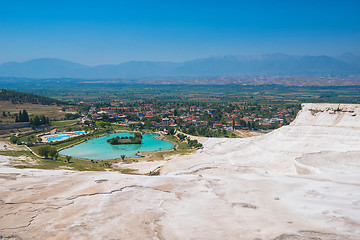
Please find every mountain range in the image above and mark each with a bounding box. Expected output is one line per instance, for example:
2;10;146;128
0;53;359;79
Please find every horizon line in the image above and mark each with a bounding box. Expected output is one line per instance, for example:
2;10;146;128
0;52;358;67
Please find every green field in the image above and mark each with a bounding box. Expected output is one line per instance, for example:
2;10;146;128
50;120;78;126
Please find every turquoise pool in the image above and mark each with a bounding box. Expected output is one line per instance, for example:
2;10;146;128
45;131;84;142
74;131;85;135
59;132;174;160
46;134;73;141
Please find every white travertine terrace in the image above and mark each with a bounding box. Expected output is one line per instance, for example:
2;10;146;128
0;103;359;239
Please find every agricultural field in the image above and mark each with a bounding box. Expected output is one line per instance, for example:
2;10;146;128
3;81;360;104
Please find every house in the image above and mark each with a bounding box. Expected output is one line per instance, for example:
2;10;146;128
234;124;242;130
91;113;102;120
115;114;127;121
241;117;251;122
207;109;216;114
100;107;118;113
162;118;170;126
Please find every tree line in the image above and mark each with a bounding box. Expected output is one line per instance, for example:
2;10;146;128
15;110;29;122
30;115;50;127
12;109;50;127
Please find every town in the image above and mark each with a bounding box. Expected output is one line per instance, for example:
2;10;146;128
89;101;300;137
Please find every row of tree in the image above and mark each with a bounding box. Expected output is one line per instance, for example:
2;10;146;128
12;109;50;127
38;146;58;159
30;115;50;127
37;146;71;163
15;110;29;122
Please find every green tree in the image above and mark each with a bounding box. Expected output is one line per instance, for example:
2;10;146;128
33;115;40;126
48;147;58;159
10;136;19;144
38;146;50;158
66;155;72;163
18;110;23;122
167;126;175;135
38;146;57;159
134;132;143;139
143;120;152;129
188;126;196;135
177;133;186;141
120;155;126;161
22;110;29;122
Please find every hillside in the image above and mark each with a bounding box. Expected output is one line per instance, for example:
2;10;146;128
0;89;66;105
0;89;74;125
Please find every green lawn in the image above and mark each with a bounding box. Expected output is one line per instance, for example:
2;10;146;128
0;149;134;172
51;120;78;126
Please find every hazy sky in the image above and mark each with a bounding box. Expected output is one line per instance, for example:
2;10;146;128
0;0;359;65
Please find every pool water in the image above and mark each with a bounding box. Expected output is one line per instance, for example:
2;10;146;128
59;132;174;160
74;131;85;135
46;134;73;141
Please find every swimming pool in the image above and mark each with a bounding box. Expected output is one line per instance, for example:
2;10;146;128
46;134;73;141
74;131;85;135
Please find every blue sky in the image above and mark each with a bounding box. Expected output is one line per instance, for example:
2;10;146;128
0;0;359;65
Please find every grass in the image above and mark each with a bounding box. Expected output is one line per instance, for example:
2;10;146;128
133;134;194;161
0;149;40;159
0;149;134;172
19;132;41;144
50;120;78;126
33;156;116;171
112;124;132;131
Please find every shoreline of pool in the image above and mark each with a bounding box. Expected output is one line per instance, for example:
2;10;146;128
58;132;176;161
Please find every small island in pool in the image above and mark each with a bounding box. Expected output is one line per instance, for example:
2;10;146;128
107;132;143;145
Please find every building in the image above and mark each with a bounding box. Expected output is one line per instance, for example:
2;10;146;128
162;118;170;126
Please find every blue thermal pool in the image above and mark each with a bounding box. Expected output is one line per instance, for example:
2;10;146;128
59;132;174;160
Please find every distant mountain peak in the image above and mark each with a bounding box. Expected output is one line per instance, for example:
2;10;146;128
0;53;359;78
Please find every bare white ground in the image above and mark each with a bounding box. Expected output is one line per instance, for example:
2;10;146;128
0;103;360;239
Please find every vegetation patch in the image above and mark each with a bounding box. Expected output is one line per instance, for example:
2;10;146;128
107;132;143;145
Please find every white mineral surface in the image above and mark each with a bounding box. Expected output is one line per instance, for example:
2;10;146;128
0;103;359;239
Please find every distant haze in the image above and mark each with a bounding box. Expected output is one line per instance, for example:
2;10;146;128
0;53;359;78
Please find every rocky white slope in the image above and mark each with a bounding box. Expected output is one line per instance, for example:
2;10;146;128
162;103;360;176
0;103;359;240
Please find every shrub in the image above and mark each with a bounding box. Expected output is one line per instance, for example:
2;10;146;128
10;136;19;144
38;146;57;159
